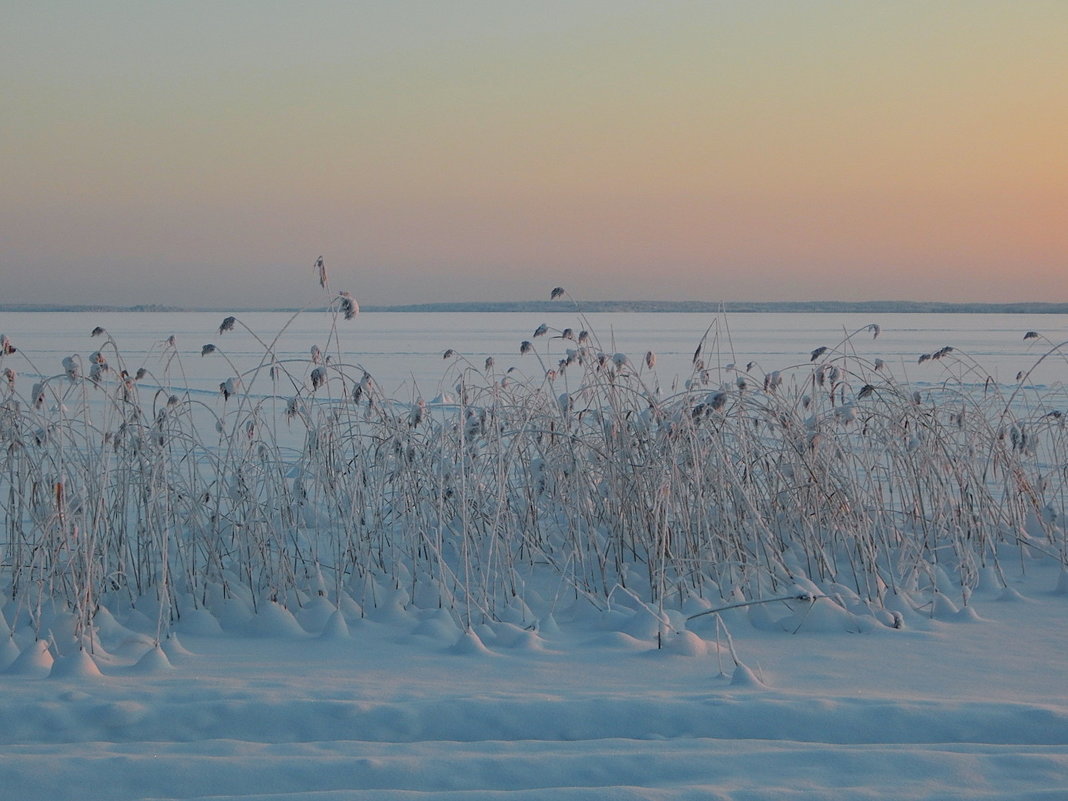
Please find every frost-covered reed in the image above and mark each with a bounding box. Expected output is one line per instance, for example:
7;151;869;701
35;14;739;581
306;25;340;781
1;289;1066;654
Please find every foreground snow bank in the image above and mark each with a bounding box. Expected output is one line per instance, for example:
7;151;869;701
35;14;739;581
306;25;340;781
2;563;1066;801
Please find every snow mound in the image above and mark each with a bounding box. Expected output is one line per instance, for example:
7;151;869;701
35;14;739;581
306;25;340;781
7;639;53;677
587;631;652;651
925;592;961;620
88;605;131;642
319;610;351;640
244;602;307;638
491;621;546;651
621;607;669;639
296;596;338;634
449;628;492;656
411;610;459;644
49;648;103;680
998;586;1027;602
729;662;769;688
976;565;1004;593
131;645;175;674
214;597;254;632
663;630;708;656
161;634;194;660
536;613;561;637
0;635;20;670
953;605;984;623
778;597;866;634
336;591;364;621
175;606;224;636
365;589;413;625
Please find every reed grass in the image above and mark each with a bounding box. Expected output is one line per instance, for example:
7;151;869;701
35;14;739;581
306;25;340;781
1;289;1065;653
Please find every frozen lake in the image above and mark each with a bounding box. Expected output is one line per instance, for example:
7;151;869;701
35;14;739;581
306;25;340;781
3;309;1067;399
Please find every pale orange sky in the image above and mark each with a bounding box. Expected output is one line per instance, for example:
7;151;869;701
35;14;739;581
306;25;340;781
2;1;1066;307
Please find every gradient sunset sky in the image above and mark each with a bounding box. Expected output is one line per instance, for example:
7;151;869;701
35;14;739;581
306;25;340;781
3;1;1066;308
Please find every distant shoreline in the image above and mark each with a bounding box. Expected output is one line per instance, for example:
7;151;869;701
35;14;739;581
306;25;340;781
2;300;1068;314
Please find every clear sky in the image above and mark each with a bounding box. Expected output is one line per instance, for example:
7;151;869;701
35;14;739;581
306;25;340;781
3;1;1067;308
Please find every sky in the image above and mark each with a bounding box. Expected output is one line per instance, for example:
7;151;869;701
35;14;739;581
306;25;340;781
2;1;1067;308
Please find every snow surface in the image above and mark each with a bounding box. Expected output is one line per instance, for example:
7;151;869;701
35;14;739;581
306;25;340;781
2;560;1066;800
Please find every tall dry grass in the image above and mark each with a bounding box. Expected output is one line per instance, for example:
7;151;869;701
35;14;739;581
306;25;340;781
1;288;1065;653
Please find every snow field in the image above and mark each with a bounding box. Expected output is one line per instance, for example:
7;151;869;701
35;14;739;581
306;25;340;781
2;557;1068;800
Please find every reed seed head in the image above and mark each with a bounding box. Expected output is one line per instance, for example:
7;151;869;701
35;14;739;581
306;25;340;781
338;291;358;319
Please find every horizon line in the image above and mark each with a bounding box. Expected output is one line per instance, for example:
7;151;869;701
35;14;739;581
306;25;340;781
3;299;1068;314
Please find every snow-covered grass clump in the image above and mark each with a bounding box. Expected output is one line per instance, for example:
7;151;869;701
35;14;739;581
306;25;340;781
1;289;1067;669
